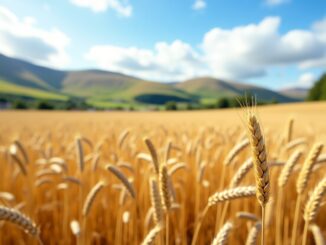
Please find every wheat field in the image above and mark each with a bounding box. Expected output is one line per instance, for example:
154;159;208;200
0;102;325;245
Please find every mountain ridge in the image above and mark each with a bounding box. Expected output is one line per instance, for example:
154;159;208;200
0;54;299;106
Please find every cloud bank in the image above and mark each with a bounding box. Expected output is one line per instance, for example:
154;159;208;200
85;16;326;82
0;6;70;68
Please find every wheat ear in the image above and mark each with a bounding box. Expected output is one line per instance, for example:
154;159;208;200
144;138;159;174
230;158;253;188
82;181;106;216
141;225;162;245
236;212;259;222
75;136;84;172
309;224;325;245
159;164;171;211
106;164;136;198
247;114;270;206
211;221;233;245
246;222;262;245
149;177;163;224
278;150;302;187
296;143;323;194
0;206;39;236
224;138;249;165
208;186;256;207
304;177;326;223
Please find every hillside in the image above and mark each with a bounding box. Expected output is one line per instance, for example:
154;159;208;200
279;87;309;100
177;77;297;102
0;54;297;107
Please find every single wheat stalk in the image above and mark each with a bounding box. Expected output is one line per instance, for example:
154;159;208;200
278;150;302;187
211;221;233;245
168;163;187;176
118;129;130;149
208;186;256;207
159;164;171;211
149;177;163;224
285;138;307;151
230;158;253;188
236;212;259;222
0;206;39;237
247;113;270;207
246;222;262;245
246;112;270;245
286;118;294;143
82;181;106;216
144;138;159;174
9;144;27;175
13;140;29;164
106;164;136;198
296;143;323;194
304;177;326;223
309;224;325;245
224;138;249;165
75;136;84;172
141;224;162;245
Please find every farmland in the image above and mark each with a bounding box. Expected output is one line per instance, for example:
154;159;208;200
0;102;325;244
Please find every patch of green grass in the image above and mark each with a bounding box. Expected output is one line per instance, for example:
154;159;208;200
0;80;68;101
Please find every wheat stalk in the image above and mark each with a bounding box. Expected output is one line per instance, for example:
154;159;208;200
208;186;256;207
236;212;259;222
82;181;106;216
149;177;163;224
297;143;323;194
230;158;253;188
278;150;302;187
224;138;249;165
106;164;136;198
304;177;326;223
144;138;160;174
246;222;262;245
211;221;233;245
309;224;325;245
159;164;171;211
75;136;84;172
141;224;162;245
0;206;39;237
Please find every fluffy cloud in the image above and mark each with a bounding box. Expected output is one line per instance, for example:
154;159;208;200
265;0;289;6
283;72;316;89
85;40;209;81
70;0;132;16
192;0;206;10
85;16;326;81
0;6;70;68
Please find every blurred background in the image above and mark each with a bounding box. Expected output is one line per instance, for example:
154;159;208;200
0;0;325;111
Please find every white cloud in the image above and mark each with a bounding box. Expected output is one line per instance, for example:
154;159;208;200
298;73;316;87
265;0;289;6
0;6;70;68
192;0;206;10
70;0;132;16
283;72;316;89
85;16;326;82
85;40;209;81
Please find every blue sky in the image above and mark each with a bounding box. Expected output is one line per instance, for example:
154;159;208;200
0;0;325;90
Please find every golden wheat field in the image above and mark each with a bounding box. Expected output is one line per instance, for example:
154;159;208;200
0;102;325;245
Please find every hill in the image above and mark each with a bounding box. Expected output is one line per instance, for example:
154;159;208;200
0;54;297;107
177;77;297;102
279;87;309;100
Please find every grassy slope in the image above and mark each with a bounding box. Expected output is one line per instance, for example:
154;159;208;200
0;80;68;101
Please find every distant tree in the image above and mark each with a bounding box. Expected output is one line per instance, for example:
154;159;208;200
36;101;54;110
186;103;193;110
216;97;230;108
165;101;177;110
12;100;28;109
307;73;326;101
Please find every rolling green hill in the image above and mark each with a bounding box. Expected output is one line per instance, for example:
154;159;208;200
0;53;298;108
